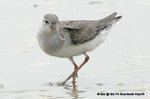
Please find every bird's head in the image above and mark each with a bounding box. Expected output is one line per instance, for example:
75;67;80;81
42;14;59;32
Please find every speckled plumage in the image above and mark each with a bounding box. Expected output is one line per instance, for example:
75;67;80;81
59;13;120;44
37;12;121;58
36;12;122;85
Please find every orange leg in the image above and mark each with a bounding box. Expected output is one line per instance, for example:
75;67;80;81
62;53;89;85
78;53;89;70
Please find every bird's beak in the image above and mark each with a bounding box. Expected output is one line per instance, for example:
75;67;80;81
50;25;54;32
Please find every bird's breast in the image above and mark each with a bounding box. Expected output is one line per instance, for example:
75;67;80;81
37;31;64;56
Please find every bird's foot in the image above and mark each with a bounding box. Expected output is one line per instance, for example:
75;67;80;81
62;70;78;85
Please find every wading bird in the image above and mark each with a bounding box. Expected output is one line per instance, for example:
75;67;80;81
37;12;122;85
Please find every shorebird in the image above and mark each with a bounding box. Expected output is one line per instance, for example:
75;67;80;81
37;12;122;85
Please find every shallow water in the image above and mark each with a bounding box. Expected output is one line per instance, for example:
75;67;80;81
0;0;150;99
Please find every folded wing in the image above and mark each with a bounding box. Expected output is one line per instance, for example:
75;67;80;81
59;12;122;44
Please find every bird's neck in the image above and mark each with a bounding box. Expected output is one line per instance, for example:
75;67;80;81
51;26;64;41
37;26;64;54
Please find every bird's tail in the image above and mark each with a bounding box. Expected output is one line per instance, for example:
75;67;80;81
97;12;122;32
98;12;122;23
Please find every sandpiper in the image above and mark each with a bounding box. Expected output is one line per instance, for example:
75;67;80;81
37;12;122;85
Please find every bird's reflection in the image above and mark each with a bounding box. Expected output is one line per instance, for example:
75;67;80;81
56;82;85;99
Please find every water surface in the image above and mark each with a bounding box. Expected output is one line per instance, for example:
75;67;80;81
0;0;150;98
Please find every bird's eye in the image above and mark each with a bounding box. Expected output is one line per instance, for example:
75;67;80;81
45;20;49;24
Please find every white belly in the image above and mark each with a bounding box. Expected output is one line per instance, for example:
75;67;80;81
53;34;107;58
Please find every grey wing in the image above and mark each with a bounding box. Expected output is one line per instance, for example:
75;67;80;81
60;21;100;44
59;12;122;44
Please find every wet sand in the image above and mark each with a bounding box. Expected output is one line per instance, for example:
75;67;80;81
0;0;150;98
